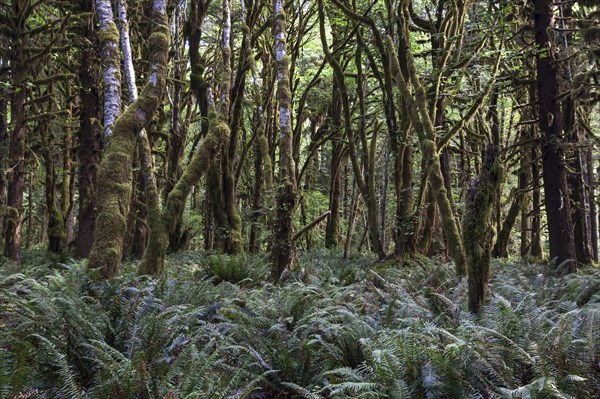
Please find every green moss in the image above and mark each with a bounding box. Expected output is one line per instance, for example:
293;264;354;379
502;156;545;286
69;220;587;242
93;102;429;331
3;206;19;232
47;203;66;252
97;21;119;46
148;31;169;62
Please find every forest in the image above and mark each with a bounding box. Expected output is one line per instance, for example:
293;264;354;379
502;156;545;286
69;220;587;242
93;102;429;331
1;0;600;397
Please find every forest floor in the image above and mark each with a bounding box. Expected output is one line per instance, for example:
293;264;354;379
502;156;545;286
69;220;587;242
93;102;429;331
1;249;600;398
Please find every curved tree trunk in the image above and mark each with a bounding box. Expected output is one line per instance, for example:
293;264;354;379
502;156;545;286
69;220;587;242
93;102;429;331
142;0;231;273
88;0;169;279
386;35;466;274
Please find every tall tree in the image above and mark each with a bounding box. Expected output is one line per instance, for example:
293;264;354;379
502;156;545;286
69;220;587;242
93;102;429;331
74;0;102;258
271;0;298;279
533;0;577;273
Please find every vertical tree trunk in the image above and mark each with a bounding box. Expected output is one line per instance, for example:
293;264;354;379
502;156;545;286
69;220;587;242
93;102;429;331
534;0;577;272
0;67;8;243
564;98;591;264
4;4;27;261
221;0;244;254
464;143;502;314
325;89;344;248
74;0;102;258
249;56;273;253
113;0;167;275
62;96;75;245
150;0;230;268
271;0;298;280
397;144;415;257
519;149;532;258
530;143;544;258
586;145;598;261
386;35;466;274
39;104;66;254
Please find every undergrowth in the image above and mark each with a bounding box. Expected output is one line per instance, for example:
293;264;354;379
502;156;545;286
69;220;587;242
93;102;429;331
1;250;599;398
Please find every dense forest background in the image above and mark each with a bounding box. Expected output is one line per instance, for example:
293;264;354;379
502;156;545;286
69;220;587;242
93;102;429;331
1;0;600;397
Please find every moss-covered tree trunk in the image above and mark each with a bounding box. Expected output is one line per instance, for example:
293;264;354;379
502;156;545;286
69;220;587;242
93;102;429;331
387;34;466;274
3;2;28;261
88;0;169;279
249;54;273;253
0;78;7;242
530;143;544;259
38;100;66;254
317;2;385;259
162;5;189;252
110;0;167;276
586;143;598;261
464;143;502;314
165;0;210;253
271;0;298;280
220;0;244;254
519;143;532;258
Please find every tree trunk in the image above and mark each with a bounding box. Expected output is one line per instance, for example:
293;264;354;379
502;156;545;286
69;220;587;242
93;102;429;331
564;98;591;265
271;0;298;280
39;108;66;254
534;0;577;273
493;190;523;258
88;0;169;278
325;90;344;248
74;0;102;258
249;62;272;253
530;143;544;259
464;143;502;314
0;65;8;244
148;0;231;269
4;7;27;261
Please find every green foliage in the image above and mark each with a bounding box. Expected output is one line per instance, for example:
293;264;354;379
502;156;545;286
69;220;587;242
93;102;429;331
199;253;270;285
1;252;599;398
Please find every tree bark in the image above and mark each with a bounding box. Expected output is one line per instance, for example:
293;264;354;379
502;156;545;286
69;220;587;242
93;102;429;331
386;35;466;274
564;98;591;264
74;0;102;258
88;0;169;278
0;61;8;244
464;143;502;314
325;87;344;249
534;0;577;272
271;0;298;280
4;2;28;261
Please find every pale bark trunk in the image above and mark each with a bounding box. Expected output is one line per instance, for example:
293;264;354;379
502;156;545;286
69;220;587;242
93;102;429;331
96;0;121;139
271;0;298;280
